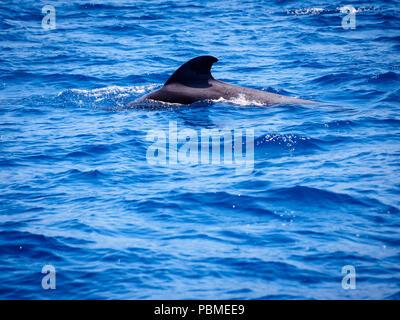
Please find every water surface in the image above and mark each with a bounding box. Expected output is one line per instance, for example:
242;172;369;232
0;0;399;299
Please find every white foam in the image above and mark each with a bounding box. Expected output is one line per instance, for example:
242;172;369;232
286;7;325;15
212;94;265;107
287;6;381;16
57;84;159;101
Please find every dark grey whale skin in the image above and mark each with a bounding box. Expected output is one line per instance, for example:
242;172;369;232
131;56;315;106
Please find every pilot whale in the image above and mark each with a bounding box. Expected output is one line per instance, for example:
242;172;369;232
132;55;315;106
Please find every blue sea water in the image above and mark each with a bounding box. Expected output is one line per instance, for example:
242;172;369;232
1;0;400;299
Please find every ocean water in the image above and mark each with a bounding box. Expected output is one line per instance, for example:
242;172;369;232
1;0;400;299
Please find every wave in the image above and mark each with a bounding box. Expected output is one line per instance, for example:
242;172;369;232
76;3;140;11
311;73;363;85
56;85;160;108
52;168;110;183
265;185;399;215
131;191;278;218
368;71;400;84
1;71;101;83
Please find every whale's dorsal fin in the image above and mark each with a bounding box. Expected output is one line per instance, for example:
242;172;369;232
165;55;218;86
